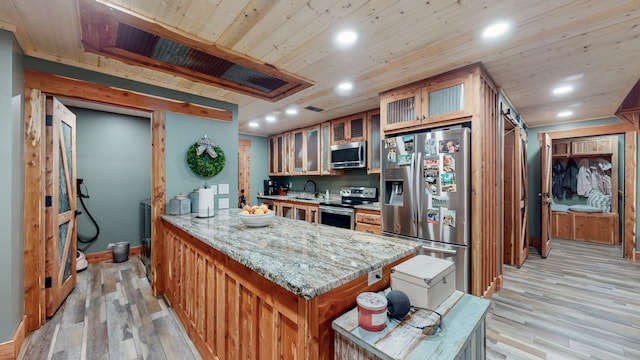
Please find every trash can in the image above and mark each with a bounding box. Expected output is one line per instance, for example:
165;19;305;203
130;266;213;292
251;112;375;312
109;242;130;263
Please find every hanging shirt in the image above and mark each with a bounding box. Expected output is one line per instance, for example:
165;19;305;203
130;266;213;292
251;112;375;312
576;158;592;197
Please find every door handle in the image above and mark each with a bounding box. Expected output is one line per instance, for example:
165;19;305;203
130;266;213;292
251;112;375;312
421;245;457;255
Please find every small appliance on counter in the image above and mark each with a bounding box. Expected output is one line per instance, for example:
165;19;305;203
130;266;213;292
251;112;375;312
263;179;279;196
169;194;191;215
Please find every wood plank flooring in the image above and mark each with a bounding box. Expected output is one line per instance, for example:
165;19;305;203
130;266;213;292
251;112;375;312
18;240;640;359
486;239;640;359
17;257;201;360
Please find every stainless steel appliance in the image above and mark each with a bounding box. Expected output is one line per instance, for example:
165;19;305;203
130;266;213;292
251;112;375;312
381;127;470;292
319;186;377;229
330;141;367;169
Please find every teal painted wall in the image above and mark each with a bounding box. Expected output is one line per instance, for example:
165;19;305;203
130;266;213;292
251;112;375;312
238;134;269;207
525;117;637;249
277;170;381;199
73;107;151;254
0;29;24;343
165;112;239;212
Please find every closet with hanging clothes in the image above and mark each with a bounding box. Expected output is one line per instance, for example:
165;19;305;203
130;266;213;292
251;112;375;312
550;135;618;244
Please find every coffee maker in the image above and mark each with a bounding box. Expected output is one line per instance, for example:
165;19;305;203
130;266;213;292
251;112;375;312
263;179;279;196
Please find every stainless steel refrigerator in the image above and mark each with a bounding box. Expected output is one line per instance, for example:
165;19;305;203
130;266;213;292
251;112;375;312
381;127;470;292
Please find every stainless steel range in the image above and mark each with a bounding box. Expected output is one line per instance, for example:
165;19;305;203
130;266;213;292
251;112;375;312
319;187;377;229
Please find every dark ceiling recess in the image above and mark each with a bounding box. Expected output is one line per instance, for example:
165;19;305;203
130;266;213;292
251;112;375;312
78;0;312;102
304;105;325;112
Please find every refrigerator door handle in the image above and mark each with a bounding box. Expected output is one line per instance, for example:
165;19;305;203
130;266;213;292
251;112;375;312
415;151;422;226
421;245;457;255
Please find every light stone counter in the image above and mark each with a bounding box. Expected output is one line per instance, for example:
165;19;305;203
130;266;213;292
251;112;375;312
161;209;418;299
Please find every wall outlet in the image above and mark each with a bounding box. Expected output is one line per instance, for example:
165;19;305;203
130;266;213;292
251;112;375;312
367;267;382;286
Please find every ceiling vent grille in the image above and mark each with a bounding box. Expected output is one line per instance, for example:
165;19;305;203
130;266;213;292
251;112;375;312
79;0;311;101
304;105;325;112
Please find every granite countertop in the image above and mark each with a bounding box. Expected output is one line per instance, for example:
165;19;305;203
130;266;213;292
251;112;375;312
257;194;381;211
161;210;418;299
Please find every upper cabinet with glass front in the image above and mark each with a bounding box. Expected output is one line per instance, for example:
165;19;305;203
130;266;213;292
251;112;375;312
366;109;381;174
292;125;320;175
331;113;366;145
380;69;474;133
268;132;291;176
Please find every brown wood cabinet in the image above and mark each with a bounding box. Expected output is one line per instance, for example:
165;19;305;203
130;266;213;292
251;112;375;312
550;135;619;245
160;219;413;360
552;211;618;245
276;200;319;223
355;208;381;235
551;140;571;157
291;125;320;175
551;211;573;239
268;132;291;176
366;110;381;174
380;72;474;133
571;136;614;155
331;113;366;144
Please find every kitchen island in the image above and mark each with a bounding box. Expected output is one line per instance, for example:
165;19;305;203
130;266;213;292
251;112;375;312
159;210;419;360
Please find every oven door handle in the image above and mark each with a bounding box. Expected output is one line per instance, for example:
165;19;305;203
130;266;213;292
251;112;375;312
319;206;354;216
421;245;457;255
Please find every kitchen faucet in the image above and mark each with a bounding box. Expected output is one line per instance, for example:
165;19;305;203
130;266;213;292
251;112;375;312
303;180;318;198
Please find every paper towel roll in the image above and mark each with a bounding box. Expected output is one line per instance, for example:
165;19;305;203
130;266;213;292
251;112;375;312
198;188;215;218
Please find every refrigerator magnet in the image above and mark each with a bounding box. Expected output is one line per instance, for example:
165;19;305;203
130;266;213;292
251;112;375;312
403;136;415;152
442;154;455;172
431;196;448;208
423;156;439;167
442;210;456;227
427;208;439;224
439;139;460;153
397;153;413;166
440;172;457;192
424;138;437;155
386;148;397;163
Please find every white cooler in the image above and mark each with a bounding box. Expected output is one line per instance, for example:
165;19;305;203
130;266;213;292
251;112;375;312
390;255;456;310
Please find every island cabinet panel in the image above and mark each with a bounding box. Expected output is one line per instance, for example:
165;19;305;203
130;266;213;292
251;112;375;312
160;217;415;360
163;224;301;359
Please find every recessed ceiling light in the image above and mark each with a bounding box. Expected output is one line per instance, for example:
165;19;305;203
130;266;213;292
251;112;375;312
552;85;573;95
265;115;276;122
558;111;573;118
335;81;354;96
338;82;353;91
482;21;510;38
335;30;358;47
285;107;298;115
248;121;259;128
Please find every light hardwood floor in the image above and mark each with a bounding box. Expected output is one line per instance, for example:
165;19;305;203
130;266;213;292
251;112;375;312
17;257;201;360
486;239;640;359
18;240;640;359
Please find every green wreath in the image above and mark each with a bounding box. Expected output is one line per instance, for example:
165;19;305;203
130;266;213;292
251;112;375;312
186;143;226;177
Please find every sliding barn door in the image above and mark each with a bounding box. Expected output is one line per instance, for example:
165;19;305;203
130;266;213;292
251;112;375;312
515;128;529;266
45;96;77;317
539;133;552;258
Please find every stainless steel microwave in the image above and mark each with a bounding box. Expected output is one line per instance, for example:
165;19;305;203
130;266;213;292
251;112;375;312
330;141;366;169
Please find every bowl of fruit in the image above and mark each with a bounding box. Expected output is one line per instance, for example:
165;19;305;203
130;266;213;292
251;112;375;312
239;204;276;227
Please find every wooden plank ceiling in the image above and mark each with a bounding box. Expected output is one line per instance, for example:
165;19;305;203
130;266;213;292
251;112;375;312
1;0;639;136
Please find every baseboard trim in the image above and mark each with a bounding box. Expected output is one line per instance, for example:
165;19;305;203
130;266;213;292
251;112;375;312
0;316;26;360
85;245;144;264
